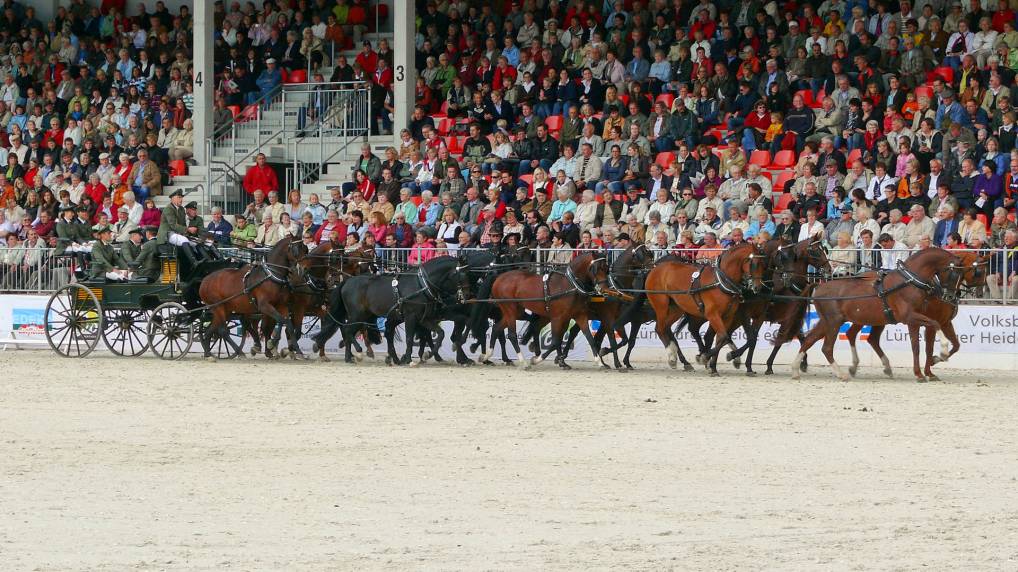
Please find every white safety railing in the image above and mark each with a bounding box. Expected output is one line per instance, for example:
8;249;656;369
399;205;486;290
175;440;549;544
3;246;1014;306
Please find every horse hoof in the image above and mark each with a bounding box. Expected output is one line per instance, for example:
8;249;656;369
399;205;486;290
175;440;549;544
745;370;756;377
312;341;320;353
204;355;217;363
764;368;774;375
733;359;742;370
353;352;364;363
708;371;720;377
625;363;634;370
384;356;393;366
668;358;677;369
601;364;611;370
421;350;432;362
319;356;330;363
840;374;850;382
433;355;445;363
884;368;894;378
408;360;420;368
927;374;940;382
683;363;695;372
482;360;495;366
916;376;927;383
615;366;628;373
250;346;261;356
344;356;355;364
931;356;941;365
599;347;611;357
790;372;801;380
695;354;706;365
848;366;858;378
559;362;572;370
725;351;735;362
799;362;809;373
365;348;375;359
530;356;542;366
502;360;514;366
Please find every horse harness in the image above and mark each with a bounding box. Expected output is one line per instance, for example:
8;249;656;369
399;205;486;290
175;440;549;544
872;261;952;324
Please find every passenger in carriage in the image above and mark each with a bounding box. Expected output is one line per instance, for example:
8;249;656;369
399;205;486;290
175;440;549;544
89;226;132;281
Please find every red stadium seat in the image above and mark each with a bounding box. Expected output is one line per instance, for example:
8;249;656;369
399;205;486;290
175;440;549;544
795;89;815;107
446;136;463;154
436;118;454;135
235;105;259;123
655;93;675;108
847;148;863;163
767;150;796;170
749;150;771;167
655;151;675;168
773;193;794;212
977;213;989;229
169;160;188;178
1010;213;1017;223
545;115;563;132
432;101;449;119
227;105;241;118
914;86;933;101
278;69;289;84
933;66;954;84
519;174;534;185
773;170;796;191
411;196;423;206
287;69;307;84
760;171;772;182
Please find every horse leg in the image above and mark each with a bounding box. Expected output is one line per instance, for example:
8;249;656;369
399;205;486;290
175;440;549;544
845;323;863;377
400;315;418;366
865;326;893;378
549;316;572;369
741;319;760;376
764;341;782;375
201;308;226;360
923;325;940;381
792;319;831;380
383;318;400;366
933;321;961;364
243;317;261;356
908;324;925;382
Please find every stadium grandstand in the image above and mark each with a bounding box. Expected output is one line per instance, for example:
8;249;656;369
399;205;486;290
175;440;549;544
0;0;1017;301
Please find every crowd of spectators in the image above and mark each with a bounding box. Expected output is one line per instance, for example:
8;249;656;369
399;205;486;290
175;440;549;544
0;0;198;289
362;0;1018;296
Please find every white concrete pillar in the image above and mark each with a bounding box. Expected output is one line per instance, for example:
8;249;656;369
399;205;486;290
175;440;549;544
392;0;416;145
192;0;215;164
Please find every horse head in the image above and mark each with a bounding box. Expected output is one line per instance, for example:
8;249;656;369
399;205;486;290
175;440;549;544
610;243;653;289
721;242;768;294
945;249;989;300
422;255;469;305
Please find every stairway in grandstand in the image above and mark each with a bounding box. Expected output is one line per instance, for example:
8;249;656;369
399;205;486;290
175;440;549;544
160;17;394;216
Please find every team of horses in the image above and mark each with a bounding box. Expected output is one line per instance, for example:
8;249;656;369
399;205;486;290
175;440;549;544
193;236;989;382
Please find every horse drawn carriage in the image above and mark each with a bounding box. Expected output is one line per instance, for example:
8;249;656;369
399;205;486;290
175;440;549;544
43;244;248;360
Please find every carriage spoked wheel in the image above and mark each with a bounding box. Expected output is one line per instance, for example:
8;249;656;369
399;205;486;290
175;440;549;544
44;283;103;358
201;316;245;360
147;302;195;360
102;309;150;357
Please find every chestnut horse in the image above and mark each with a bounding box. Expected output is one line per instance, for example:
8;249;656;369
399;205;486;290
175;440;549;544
481;252;610;369
840;249;989;380
644;242;769;376
791;247;964;382
198;236;308;360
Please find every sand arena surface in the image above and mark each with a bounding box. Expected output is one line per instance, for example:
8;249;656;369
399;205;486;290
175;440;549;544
2;351;1017;570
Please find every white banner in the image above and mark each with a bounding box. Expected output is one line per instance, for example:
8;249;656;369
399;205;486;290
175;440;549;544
2;294;1017;359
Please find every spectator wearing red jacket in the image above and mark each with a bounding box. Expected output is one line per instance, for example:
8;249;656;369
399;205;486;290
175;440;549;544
242;153;279;196
373;59;393;90
355;41;378;76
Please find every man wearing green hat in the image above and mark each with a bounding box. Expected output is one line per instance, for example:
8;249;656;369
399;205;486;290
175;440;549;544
133;226;162;282
90;225;131;281
158;189;190;246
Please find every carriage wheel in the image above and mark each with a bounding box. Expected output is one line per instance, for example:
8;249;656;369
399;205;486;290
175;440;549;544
44;283;103;358
102;309;150;357
147;302;194;360
202;317;244;360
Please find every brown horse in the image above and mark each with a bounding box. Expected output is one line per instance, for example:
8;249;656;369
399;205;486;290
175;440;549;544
644;242;769;376
840;249;989;380
256;243;370;361
483;252;610;369
792;247;964;382
198;235;308;360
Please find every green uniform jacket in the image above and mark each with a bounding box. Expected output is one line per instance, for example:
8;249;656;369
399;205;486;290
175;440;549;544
186;215;205;237
89;241;124;279
134;239;161;281
157;203;188;244
54;221;91;255
121;240;142;265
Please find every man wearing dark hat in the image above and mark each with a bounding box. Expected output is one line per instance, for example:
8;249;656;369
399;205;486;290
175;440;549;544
157;189;190;246
825;204;857;246
615;232;632;249
184;201;204;238
90;225;131;281
132;226;162;282
54;205;90;255
121;227;145;265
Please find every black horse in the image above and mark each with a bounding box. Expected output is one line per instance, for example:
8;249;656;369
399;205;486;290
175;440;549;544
313;255;469;365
